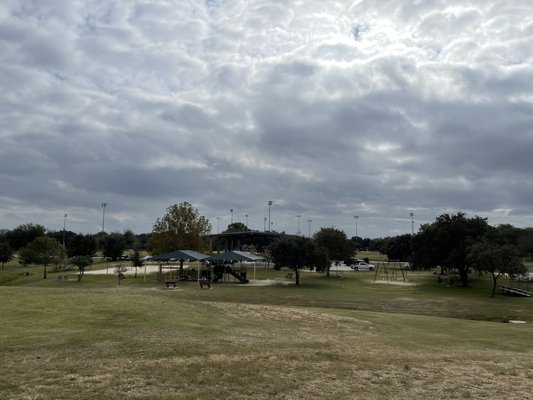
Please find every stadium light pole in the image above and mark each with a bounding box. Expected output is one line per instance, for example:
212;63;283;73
268;201;273;232
410;212;415;235
245;214;248;229
296;215;301;235
230;208;233;225
62;213;67;247
263;217;267;232
353;215;359;248
101;203;108;236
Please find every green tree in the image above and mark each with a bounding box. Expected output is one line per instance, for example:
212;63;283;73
223;222;250;233
494;224;522;246
150;202;211;254
67;234;97;258
517;228;533;257
131;249;144;278
313;227;355;277
384;234;412;262
71;255;93;282
467;240;527;297
18;237;62;279
123;229;136;248
102;233;127;261
269;236;328;285
0;242;13;269
7;223;46;251
410;213;489;286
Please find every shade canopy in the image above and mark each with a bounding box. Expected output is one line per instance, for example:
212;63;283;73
207;250;265;262
152;250;210;261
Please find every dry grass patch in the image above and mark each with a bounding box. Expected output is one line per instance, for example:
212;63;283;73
1;283;533;399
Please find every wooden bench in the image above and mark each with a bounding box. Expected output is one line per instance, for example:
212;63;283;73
199;279;211;289
164;280;177;288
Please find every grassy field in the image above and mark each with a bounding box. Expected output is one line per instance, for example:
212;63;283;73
1;261;533;399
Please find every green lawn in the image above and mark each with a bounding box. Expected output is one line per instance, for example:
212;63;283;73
1;263;533;399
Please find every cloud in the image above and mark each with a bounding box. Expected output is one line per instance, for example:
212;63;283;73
0;0;532;238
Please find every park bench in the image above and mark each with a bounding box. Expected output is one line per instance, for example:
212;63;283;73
199;279;211;289
164;279;177;288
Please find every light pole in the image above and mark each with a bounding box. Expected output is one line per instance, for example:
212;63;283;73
230;209;233;225
263;217;267;232
216;217;221;233
101;203;108;236
245;214;248;229
353;215;359;248
296;215;301;235
62;213;67;247
307;219;312;238
409;212;415;235
268;201;273;232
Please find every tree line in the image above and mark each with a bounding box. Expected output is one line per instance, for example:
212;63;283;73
0;224;150;280
2;205;532;296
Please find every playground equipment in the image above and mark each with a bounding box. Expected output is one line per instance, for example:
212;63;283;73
212;264;249;284
373;260;408;283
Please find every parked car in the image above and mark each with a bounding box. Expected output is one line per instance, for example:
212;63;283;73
343;258;364;266
351;261;375;271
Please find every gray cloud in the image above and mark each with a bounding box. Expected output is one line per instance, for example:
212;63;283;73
1;0;532;238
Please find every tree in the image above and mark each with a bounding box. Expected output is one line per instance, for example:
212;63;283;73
269;236;328;285
467;240;527;297
115;265;127;285
0;242;13;269
223;222;250;233
150;202;211;254
383;234;412;262
494;224;522;246
102;233;127;261
410;213;490;286
18;237;62;279
517;228;533;257
71;255;92;282
67;234;97;258
123;229;136;248
313;227;355;277
131;249;144;278
6;223;46;251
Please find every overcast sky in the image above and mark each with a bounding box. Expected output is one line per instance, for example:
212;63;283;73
1;0;532;239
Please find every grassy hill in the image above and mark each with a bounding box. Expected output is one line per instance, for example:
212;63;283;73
1;262;532;399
